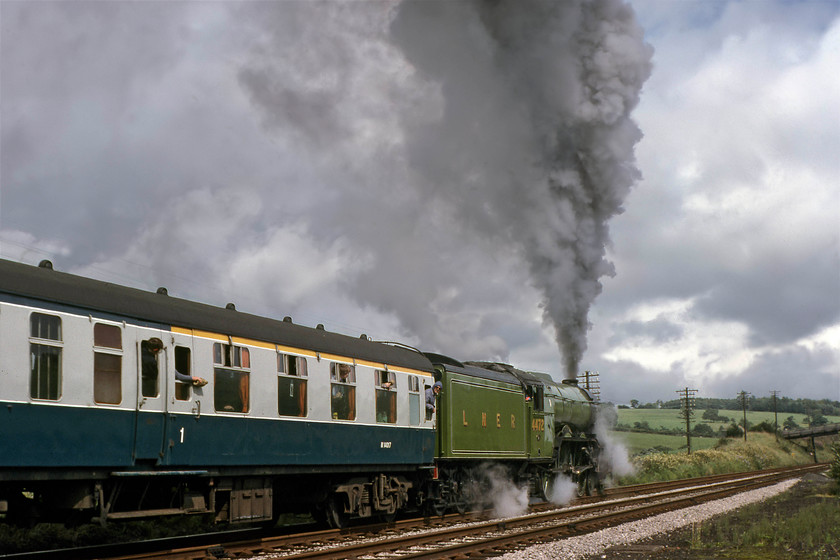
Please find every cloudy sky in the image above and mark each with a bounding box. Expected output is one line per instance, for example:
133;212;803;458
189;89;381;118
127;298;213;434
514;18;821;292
1;0;837;404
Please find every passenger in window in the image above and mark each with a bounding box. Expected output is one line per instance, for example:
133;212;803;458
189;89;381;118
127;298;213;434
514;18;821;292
331;364;354;420
426;381;442;420
141;338;163;397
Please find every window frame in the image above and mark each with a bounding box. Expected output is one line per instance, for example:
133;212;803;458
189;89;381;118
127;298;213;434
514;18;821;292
277;353;308;417
213;342;251;413
174;345;192;401
330;362;356;421
29;313;63;401
93;323;123;405
374;369;397;424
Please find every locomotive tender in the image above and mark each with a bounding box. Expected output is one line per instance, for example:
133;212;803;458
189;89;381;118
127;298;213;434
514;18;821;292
0;258;601;527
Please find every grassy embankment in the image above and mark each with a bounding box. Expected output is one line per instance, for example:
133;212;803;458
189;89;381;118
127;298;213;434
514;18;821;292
609;427;840;559
613;432;814;485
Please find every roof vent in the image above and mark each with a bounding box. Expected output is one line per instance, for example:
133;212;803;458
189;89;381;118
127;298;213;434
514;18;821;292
156;287;168;295
316;324;325;330
360;334;368;341
38;260;53;270
283;316;293;323
226;303;236;310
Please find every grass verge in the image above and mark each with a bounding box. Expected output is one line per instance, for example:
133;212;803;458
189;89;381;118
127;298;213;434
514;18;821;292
687;477;840;559
615;433;813;485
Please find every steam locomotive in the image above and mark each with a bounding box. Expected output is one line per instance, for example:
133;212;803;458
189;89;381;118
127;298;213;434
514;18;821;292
0;258;601;527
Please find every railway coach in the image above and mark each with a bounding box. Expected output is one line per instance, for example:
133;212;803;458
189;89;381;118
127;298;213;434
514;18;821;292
0;258;436;527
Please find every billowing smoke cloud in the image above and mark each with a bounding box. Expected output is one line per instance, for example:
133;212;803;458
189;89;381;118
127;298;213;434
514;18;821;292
389;1;652;376
548;475;578;506
594;406;636;479
238;1;651;374
210;0;651;373
460;463;530;518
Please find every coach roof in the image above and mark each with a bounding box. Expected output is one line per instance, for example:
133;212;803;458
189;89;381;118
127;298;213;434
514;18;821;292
0;258;433;373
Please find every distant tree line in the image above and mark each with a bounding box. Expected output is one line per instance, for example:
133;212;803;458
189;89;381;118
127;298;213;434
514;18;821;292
625;397;840;417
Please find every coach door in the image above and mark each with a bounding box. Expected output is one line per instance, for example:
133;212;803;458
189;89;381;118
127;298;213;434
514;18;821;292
161;331;203;466
133;334;169;463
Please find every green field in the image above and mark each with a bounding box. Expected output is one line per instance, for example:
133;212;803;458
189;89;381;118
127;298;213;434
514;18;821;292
616;407;840;432
606;430;718;455
610;408;840;456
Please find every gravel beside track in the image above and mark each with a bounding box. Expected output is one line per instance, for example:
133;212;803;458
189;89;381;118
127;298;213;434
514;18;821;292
495;478;800;560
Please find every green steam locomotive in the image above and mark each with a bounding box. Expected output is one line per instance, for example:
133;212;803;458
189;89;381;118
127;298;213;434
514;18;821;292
422;354;602;514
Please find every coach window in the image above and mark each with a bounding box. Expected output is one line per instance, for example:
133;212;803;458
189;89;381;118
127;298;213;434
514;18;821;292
174;346;192;401
213;342;250;413
375;369;397;423
408;375;421;426
94;323;122;404
330;363;355;421
139;338;161;398
29;313;62;401
277;353;308;417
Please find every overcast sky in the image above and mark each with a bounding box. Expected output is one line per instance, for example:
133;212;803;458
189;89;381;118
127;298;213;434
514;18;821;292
1;0;837;404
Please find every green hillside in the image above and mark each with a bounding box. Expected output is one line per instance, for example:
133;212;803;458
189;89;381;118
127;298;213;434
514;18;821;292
616;407;839;433
609;408;840;456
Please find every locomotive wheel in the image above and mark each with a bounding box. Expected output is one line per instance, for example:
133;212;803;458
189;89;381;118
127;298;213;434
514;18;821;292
454;499;467;515
426;498;447;517
537;472;552;501
576;470;596;497
576;472;590;497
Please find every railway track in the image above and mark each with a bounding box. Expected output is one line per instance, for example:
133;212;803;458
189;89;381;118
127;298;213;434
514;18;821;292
5;464;827;560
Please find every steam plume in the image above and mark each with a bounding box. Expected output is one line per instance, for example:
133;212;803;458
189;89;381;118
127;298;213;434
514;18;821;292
238;1;652;375
391;0;652;376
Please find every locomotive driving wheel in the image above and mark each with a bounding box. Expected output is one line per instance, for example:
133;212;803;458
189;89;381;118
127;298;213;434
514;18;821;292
537;471;553;502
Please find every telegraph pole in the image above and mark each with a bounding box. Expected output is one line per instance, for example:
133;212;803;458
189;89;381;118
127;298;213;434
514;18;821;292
581;370;601;402
770;390;780;436
676;387;698;453
737;391;751;441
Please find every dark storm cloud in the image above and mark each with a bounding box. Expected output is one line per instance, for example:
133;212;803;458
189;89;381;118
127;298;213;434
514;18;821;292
1;0;836;404
694;251;840;347
235;0;653;373
1;1;195;258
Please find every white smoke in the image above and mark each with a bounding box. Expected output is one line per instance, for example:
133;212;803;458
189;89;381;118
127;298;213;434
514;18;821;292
488;472;530;519
548;475;577;506
462;463;530;519
594;406;636;479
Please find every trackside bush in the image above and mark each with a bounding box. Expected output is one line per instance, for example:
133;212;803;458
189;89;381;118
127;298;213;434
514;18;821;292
830;441;840;492
616;433;811;485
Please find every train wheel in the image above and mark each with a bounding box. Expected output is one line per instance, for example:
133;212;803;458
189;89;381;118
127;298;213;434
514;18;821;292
454;498;467;515
325;497;349;529
577;470;596;497
379;510;397;524
426;498;446;517
537;472;552;502
576;472;590;497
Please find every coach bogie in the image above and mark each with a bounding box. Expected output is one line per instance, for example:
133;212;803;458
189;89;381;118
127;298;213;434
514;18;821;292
322;473;412;527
